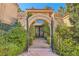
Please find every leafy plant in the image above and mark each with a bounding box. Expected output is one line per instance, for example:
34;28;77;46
0;21;27;56
53;24;79;56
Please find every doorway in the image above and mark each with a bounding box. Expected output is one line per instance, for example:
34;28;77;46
35;26;44;38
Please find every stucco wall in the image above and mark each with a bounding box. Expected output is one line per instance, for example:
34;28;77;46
63;15;73;27
0;3;18;24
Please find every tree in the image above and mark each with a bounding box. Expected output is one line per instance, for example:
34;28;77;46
58;6;65;16
44;6;52;9
18;8;22;12
31;7;35;9
66;3;79;42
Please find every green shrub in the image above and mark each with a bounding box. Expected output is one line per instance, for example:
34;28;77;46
43;22;50;44
0;21;27;56
5;44;21;56
47;36;50;44
29;37;33;45
61;39;76;56
53;24;79;56
29;25;35;45
0;46;6;56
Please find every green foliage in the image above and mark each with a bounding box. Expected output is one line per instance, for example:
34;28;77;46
27;12;33;18
44;6;52;9
46;36;50;44
59;38;79;56
31;7;35;9
58;6;65;16
29;25;35;45
53;24;79;56
66;4;79;43
0;21;27;56
43;22;50;44
53;4;79;56
56;24;73;39
18;8;22;12
0;22;11;31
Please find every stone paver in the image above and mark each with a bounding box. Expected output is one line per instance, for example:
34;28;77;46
20;48;58;56
30;38;49;48
20;38;58;56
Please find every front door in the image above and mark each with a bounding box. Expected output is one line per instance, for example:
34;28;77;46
35;26;44;38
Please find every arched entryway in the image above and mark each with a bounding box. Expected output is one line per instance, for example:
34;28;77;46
28;14;51;28
26;13;54;51
29;20;50;48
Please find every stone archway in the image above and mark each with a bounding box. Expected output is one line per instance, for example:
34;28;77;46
28;14;51;39
27;13;53;48
24;8;56;52
28;14;51;28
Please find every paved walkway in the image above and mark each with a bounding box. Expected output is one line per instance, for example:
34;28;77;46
30;38;49;48
20;38;58;56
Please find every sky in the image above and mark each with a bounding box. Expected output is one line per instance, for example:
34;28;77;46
18;3;66;12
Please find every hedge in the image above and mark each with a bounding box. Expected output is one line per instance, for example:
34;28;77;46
53;24;79;56
0;22;27;56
